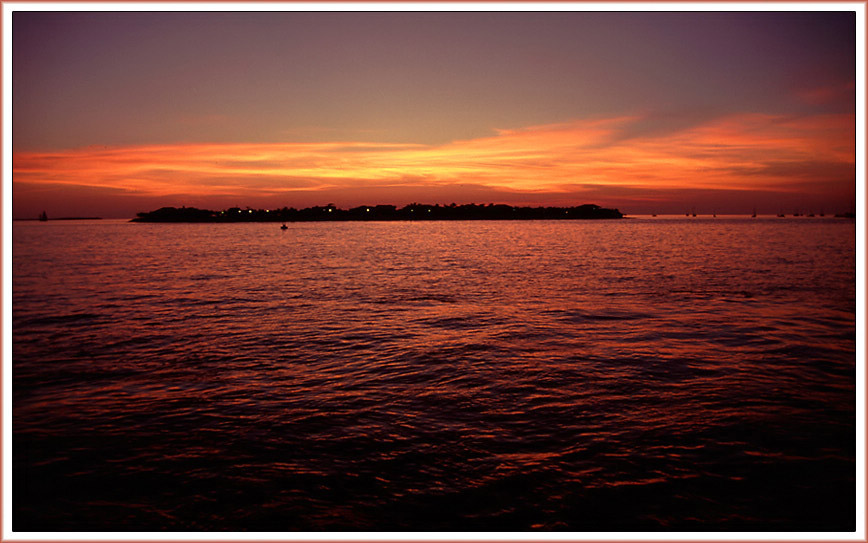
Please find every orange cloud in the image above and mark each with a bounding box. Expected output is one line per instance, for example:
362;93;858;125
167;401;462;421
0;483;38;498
13;112;854;205
794;81;855;106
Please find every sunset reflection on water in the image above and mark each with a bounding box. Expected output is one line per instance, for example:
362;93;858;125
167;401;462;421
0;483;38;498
13;217;855;531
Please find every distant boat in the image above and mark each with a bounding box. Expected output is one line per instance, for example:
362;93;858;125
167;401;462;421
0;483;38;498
280;223;288;230
751;208;757;218
38;211;47;222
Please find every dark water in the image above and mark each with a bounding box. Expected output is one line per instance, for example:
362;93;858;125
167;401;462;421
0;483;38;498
12;217;856;531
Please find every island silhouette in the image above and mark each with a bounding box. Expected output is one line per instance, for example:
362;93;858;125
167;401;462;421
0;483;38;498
132;203;624;222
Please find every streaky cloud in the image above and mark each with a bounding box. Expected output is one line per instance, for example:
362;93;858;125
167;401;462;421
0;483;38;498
13;111;855;217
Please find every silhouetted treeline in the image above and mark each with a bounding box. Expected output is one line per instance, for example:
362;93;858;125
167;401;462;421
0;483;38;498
132;203;624;222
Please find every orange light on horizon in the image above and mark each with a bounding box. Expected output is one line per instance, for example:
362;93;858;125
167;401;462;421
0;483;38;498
12;111;855;204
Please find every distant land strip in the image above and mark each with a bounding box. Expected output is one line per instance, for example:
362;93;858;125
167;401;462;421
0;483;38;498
132;203;624;222
16;217;103;221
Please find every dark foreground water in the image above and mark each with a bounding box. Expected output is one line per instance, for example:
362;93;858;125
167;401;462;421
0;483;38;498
12;217;856;532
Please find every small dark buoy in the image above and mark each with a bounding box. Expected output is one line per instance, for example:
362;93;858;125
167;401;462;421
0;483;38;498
280;223;288;230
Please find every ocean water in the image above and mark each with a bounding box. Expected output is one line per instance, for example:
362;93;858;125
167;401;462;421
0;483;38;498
11;217;857;531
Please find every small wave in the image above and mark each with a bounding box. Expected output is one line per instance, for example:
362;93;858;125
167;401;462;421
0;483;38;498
406;294;458;304
188;273;230;281
371;294;459;306
417;314;502;330
550;309;650;323
21;312;103;327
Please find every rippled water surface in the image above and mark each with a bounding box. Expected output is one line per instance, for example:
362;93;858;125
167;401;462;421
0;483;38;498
12;218;856;531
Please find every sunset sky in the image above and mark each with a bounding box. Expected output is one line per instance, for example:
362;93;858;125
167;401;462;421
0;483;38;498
10;7;859;218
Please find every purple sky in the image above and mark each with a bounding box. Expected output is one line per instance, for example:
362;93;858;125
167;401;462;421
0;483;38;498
11;9;858;217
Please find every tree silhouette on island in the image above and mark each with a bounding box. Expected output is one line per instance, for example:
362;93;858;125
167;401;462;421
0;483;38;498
132;203;624;222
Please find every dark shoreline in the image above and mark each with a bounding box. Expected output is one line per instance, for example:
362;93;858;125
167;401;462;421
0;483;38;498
15;217;103;221
131;203;624;223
